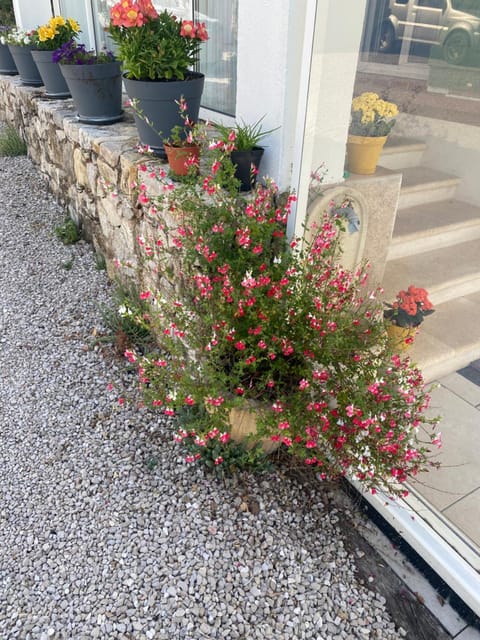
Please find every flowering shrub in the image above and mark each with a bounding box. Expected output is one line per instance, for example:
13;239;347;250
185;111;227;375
384;285;435;328
108;2;208;80
116;136;441;497
31;16;80;51
52;41;116;65
349;92;398;137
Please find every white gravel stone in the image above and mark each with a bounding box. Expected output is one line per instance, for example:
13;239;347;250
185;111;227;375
0;155;406;639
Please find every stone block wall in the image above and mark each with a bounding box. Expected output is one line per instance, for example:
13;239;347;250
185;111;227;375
0;75;399;291
0;75;163;284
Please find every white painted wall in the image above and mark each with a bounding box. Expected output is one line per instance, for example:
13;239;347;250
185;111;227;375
293;0;368;236
12;0;52;30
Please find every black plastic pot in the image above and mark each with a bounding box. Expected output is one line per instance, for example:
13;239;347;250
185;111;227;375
0;43;17;75
8;44;42;86
123;71;205;158
31;50;70;98
230;147;265;191
59;61;123;125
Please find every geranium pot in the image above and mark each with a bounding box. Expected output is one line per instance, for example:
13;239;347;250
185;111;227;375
7;44;43;86
123;71;205;158
59;61;123;125
31;50;70;98
0;42;17;75
230;147;264;191
346;134;387;175
386;323;417;351
164;143;200;176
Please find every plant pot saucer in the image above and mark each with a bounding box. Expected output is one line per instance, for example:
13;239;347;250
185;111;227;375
75;110;124;126
20;79;43;87
43;89;71;99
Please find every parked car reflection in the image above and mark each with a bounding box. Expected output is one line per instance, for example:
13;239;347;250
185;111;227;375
379;0;480;64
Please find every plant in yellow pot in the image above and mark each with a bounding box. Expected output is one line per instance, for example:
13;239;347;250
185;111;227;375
384;285;435;351
347;92;398;175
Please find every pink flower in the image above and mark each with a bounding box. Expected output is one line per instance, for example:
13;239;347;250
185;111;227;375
180;20;196;38
235;341;246;351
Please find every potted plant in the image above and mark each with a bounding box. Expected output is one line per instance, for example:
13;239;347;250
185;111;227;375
384;285;435;351
116;142;441;497
347;92;398;175
5;28;43;86
108;1;208;157
0;26;18;75
213;116;278;191
162;97;209;176
30;16;80;98
53;41;123;125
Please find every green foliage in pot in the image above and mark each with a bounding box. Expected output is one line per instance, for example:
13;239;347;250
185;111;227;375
108;1;208;80
116;133;441;498
213;115;279;151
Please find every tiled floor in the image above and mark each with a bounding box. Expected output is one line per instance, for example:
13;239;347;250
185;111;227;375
412;364;480;550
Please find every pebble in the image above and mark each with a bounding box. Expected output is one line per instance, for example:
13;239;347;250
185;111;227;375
0;154;405;639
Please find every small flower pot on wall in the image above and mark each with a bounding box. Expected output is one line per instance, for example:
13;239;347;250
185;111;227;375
31;50;70;99
346;134;387;175
230;147;264;191
0;42;17;75
164;143;200;176
7;44;43;86
59;61;123;125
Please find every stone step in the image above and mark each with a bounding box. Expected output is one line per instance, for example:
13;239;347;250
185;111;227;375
407;292;480;382
379;136;426;170
396;166;461;209
382;237;480;306
388;199;480;260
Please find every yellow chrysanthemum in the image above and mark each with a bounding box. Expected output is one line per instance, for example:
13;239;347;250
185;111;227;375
67;18;80;32
37;25;55;41
50;16;66;28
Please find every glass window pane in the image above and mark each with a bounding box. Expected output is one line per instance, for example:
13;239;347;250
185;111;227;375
196;0;238;116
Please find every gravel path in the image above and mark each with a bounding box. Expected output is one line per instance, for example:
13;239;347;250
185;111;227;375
0;155;405;639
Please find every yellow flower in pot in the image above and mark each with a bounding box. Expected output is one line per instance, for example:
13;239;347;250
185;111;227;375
347;92;398;175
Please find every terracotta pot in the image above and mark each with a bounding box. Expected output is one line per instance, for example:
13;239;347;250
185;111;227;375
346;134;387;175
164;143;200;176
386;322;417;352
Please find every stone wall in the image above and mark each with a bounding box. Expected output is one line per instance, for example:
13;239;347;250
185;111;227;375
0;75;399;289
0;75;160;283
